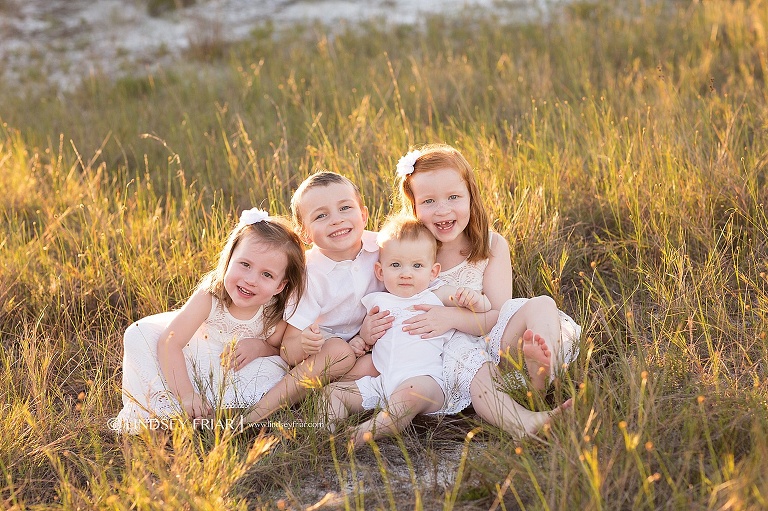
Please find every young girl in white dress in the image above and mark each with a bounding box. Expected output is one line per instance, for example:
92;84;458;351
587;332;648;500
113;208;305;433
326;215;490;445
366;144;580;437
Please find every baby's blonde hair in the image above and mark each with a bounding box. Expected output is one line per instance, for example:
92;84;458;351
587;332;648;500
376;214;437;262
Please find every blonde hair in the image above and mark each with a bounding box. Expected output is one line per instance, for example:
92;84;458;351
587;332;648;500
199;216;305;337
377;214;437;262
397;144;490;262
290;171;364;235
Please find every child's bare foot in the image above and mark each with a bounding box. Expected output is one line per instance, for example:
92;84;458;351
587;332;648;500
520;329;551;391
349;429;373;450
519;398;573;437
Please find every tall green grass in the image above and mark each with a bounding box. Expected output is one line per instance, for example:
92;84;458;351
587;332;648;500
1;0;767;508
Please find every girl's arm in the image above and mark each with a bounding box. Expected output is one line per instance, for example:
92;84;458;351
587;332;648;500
265;320;288;349
481;232;514;308
279;323;313;367
157;288;213;418
403;232;511;338
221;320;286;371
403;305;499;338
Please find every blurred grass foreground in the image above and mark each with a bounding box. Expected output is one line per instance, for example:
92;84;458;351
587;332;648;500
1;0;768;509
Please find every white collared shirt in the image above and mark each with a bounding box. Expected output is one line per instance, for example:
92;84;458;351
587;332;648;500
286;230;384;341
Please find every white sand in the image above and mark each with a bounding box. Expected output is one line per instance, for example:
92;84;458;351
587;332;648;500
0;0;556;91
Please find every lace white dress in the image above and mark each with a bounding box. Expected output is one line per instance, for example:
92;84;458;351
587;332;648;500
438;255;581;414
113;296;288;433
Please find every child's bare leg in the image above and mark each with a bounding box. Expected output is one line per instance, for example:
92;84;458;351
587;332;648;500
470;362;571;437
341;353;379;382
499;295;562;389
245;338;355;424
324;382;363;433
351;376;443;446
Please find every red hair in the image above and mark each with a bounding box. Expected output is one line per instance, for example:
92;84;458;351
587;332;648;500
397;144;490;262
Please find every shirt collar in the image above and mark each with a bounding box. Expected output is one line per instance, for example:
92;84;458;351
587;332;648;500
360;230;379;253
308;230;379;275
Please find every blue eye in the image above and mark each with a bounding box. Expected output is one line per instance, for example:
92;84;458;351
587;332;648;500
315;213;327;220
340;205;351;211
422;199;434;204
449;194;459;200
241;262;250;268
262;271;273;279
414;263;423;268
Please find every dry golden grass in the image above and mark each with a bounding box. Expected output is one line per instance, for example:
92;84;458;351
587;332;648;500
1;0;767;508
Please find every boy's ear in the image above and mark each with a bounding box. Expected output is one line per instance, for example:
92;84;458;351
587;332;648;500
298;226;312;245
431;262;441;279
361;205;369;225
374;261;385;282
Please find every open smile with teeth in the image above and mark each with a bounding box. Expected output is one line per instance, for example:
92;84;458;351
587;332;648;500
435;221;455;230
329;228;351;238
238;286;255;296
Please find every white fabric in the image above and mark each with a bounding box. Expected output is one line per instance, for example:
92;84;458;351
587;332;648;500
437;252;582;415
439;256;489;292
286;230;384;341
113;297;288;433
355;284;450;409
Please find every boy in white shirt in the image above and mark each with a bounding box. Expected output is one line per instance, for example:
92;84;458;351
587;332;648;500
245;171;384;424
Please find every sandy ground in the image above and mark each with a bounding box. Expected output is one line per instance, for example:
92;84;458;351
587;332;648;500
0;0;552;92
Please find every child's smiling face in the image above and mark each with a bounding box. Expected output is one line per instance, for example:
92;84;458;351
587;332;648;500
297;181;369;261
223;234;288;318
409;167;471;245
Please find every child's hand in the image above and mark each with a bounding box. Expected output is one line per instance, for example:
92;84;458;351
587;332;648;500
221;337;275;371
348;335;368;358
301;323;325;356
402;304;454;338
360;306;393;345
179;391;212;419
453;287;487;311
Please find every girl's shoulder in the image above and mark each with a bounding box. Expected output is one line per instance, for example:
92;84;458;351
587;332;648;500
488;230;510;252
165;288;215;334
184;287;216;315
486;231;511;265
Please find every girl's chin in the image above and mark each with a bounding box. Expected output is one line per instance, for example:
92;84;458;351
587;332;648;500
230;299;265;315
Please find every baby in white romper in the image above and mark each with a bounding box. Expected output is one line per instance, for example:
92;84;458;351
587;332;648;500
325;215;490;445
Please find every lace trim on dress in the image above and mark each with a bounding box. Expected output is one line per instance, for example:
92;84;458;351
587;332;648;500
204;299;275;344
438;258;488;292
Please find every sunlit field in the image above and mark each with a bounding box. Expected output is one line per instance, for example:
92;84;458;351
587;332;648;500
1;0;767;508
